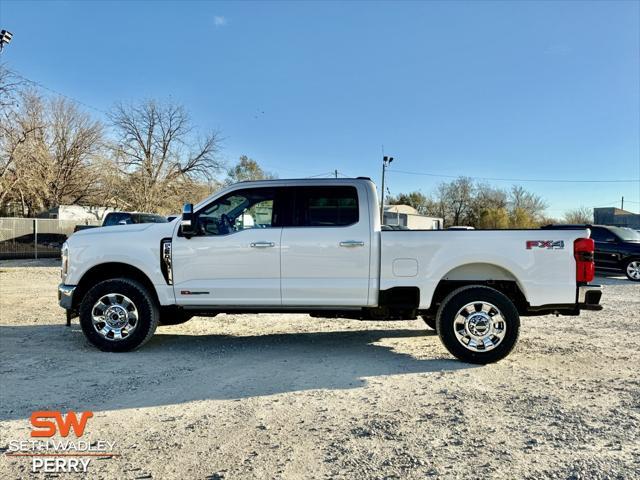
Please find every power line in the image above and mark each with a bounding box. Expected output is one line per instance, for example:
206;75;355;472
304;170;359;178
590;201;623;208
387;168;639;184
306;171;335;178
5;67;109;116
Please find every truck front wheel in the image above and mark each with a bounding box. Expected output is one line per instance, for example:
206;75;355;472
79;278;159;352
436;286;520;364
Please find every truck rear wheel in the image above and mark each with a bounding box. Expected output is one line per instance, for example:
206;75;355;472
436;286;520;364
79;278;159;352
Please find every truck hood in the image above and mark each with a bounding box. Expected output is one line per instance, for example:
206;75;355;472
65;221;178;253
70;222;176;239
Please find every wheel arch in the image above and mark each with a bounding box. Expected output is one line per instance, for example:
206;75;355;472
72;262;159;310
425;262;529;314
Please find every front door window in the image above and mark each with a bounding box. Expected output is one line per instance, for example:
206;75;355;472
198;188;275;236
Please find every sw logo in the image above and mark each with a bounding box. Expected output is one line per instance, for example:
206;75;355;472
526;240;565;250
30;411;93;437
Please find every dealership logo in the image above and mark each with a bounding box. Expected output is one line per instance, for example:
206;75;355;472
526;240;565;250
5;410;117;474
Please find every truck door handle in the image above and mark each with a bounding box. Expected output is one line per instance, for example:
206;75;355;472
250;241;275;248
339;240;365;247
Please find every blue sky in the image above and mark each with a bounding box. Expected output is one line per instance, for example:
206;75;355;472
1;0;639;215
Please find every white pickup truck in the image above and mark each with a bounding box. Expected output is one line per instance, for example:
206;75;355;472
58;178;602;363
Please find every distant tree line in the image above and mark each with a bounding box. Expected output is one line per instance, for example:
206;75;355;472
387;178;593;228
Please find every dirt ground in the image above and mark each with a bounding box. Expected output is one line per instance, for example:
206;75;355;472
0;259;638;479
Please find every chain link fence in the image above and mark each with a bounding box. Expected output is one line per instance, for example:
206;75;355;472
0;218;101;259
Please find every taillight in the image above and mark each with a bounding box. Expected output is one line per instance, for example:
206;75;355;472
574;238;595;283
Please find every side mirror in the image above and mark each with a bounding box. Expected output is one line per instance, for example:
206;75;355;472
181;203;196;237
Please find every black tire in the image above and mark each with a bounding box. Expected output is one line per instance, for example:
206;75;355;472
79;278;159;352
158;307;193;326
624;258;640;282
421;315;437;331
436;285;520;364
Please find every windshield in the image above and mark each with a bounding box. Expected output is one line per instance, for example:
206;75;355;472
131;214;168;224
608;226;640;241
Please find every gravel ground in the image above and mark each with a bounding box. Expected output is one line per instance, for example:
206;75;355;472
0;259;639;479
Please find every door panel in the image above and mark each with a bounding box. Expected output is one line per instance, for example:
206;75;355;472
280;185;371;306
172;229;282;306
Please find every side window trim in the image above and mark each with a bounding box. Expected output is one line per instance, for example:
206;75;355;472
273;187;295;228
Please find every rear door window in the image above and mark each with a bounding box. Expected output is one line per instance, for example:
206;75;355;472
294;186;359;227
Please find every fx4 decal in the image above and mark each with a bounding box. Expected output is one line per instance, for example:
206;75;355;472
526;240;565;250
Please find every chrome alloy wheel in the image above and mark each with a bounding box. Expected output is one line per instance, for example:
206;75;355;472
453;301;507;352
91;293;139;341
627;261;640;280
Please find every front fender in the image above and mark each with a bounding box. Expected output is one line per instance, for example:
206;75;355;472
64;223;177;305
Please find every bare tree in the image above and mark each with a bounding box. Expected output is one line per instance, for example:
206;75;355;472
470;183;509;229
431;183;449;224
0;91;104;214
0;66;31;208
445;177;475;226
507;185;547;228
0;64;23;109
563;206;592;224
43;97;104;208
86;155;129;212
0;90;47;213
226;155;275;185
109;99;222;212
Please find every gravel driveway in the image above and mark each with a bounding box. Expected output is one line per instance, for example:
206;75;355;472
1;259;638;479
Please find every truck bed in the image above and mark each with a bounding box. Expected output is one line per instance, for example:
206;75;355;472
380;228;589;309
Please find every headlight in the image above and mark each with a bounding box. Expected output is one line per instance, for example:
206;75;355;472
61;242;69;280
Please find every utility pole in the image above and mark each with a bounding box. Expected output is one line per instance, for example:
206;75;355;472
621;196;624;210
334;169;338;178
380;155;394;224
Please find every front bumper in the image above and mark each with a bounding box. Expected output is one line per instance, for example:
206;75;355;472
577;284;603;311
58;283;76;310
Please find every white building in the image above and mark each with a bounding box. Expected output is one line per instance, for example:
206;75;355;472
38;205;113;224
383;205;443;230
